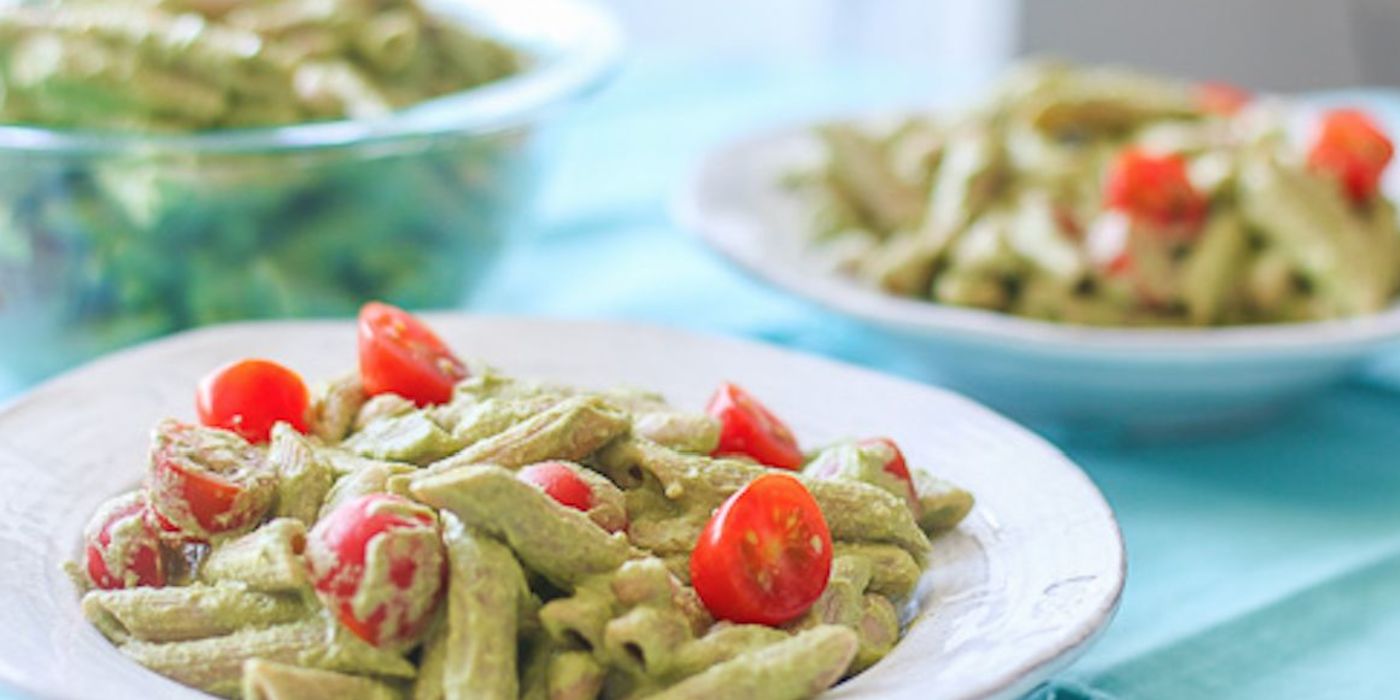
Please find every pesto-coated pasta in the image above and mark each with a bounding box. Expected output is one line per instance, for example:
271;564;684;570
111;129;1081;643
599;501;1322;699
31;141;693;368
791;61;1400;326
83;583;307;644
72;333;973;700
242;659;401;700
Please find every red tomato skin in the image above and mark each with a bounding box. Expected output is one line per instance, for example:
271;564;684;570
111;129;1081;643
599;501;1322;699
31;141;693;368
518;462;594;511
306;494;446;648
147;420;274;542
859;437;919;511
1196;81;1251;116
1308;109;1395;205
84;493;165;590
1103;149;1208;233
358;302;468;407
706;383;804;470
196;359;309;444
689;473;833;626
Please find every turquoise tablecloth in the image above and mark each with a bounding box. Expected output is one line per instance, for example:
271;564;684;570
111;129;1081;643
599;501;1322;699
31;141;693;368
10;56;1400;698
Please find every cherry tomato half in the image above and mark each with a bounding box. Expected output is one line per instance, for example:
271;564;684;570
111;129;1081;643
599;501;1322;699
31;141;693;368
147;420;275;542
1308;108;1395;205
690;473;832;626
1104;149;1207;233
358;302;467;407
306;494;446;648
706;382;803;470
196;359;309;444
518;462;594;512
84;492;165;590
1195;81;1251;117
859;437;919;513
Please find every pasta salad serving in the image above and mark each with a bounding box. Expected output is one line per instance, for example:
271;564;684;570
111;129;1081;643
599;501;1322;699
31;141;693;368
790;61;1400;326
71;303;973;700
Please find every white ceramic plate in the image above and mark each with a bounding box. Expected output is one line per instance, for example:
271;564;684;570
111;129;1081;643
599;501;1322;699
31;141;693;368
675;120;1400;434
0;316;1122;700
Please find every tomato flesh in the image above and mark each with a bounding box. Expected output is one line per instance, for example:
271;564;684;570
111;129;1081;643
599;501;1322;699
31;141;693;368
147;420;275;542
706;382;803;470
196;359;309;444
1308;108;1394;205
358;302;467;407
84;492;165;589
690;473;832;626
306;494;446;648
518;462;594;512
1104;149;1207;233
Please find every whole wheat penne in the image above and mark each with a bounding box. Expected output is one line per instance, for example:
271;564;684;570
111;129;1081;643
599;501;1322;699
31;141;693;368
200;518;310;593
268;424;335;526
83;583;307;644
409;465;633;586
242;659;401;700
438;518;527;700
424;396;629;474
646;626;858;700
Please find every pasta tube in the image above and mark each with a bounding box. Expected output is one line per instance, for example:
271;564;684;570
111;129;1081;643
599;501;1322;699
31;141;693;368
199;518;310;593
83;583;306;644
546;651;606;700
647;626;858;700
268;423;335;526
911;471;974;535
831;543;922;601
409;465;633;587
437;518;528;700
345;411;462;465
242;659;400;700
120;618;415;698
309;373;365;443
425;396;630;473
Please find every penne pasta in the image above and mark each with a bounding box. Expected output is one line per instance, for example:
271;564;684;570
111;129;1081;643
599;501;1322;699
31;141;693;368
83;583;307;644
200;518;310;593
409;465;633;587
242;659;401;700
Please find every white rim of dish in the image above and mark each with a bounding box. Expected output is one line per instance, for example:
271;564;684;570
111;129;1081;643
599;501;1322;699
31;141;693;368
0;316;1124;700
674;120;1400;360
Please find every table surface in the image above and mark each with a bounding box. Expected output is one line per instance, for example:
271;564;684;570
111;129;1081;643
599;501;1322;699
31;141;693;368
7;54;1400;699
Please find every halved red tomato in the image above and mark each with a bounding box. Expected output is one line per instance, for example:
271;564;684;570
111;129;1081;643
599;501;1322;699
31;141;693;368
146;420;275;542
84;492;165;590
706;382;803;470
196;359;309;444
1308;108;1394;205
306;494;446;648
358;302;467;407
690;473;832;626
1103;149;1207;233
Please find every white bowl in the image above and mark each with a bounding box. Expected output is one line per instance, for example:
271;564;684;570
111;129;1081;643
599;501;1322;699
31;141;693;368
675;122;1400;435
0;316;1122;699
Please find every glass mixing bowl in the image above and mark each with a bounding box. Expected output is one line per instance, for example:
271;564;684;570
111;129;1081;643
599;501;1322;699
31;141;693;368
0;0;622;382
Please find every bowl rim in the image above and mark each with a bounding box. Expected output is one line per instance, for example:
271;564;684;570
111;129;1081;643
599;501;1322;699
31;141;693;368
0;0;624;154
675;116;1400;360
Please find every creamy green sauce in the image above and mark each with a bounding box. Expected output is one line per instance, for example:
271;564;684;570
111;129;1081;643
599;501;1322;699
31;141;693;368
0;0;520;130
